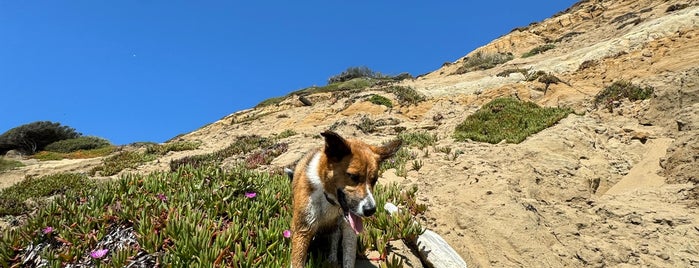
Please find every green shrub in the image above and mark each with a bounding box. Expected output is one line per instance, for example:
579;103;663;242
0;173;94;216
276;129;297;139
454;98;572;144
521;44;555;58
0;158;23;173
44;136;111;153
454;52;514;74
593;80;654;108
368;94;393;108
0;165;423;267
145;140;201;155
0;121;81;154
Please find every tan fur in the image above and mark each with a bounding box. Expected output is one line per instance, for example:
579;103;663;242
290;131;401;268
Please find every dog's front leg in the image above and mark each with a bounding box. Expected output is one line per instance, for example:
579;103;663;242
341;222;358;268
291;230;312;268
328;225;341;265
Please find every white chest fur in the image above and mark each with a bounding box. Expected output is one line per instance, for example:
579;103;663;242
304;152;340;227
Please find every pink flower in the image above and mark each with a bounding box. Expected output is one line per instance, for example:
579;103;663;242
42;226;53;234
244;192;257;198
156;193;167;202
90;249;108;259
283;230;292;238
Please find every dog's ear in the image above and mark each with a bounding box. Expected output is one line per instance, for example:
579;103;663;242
321;131;351;161
373;139;402;161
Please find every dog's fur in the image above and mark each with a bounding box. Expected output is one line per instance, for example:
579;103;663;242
289;131;401;268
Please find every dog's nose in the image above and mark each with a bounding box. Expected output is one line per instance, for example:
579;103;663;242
363;205;376;217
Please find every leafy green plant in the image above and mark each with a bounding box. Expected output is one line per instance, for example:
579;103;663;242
593;80;654;109
44;136;111;153
0;173;94;216
368;94;393;108
0;158;23;173
454;97;571;144
454;52;514;74
379;148;415;177
170;135;275;171
521;44;555;58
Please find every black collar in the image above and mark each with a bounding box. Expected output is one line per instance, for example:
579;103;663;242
324;192;338;206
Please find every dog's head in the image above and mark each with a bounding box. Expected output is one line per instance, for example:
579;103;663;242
320;130;402;234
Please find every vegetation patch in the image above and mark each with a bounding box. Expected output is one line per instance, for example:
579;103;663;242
454;52;514;74
454;97;572;144
594;80;654;110
522;44;556;58
34;146;117;161
0;173;94;216
44;136;111;153
0;164;424;267
398;131;438;149
666;3;688;12
90;151;157;176
379;147;417;177
497;68;528;77
0;121;81;155
384;86;426;106
368;94;393;108
145;141;202;155
170;135;275;171
0;158;23;173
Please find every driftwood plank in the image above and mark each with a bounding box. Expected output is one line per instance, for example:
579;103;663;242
384;203;468;268
416;229;468;268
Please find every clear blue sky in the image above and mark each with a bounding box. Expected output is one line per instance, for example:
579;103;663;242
1;1;578;145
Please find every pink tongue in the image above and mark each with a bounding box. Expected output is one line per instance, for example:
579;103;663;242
346;213;364;234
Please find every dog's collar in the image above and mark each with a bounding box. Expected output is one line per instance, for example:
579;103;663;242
324;192;338;206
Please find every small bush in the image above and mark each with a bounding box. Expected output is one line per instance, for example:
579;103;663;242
328;66;378;84
44;136;111;153
454;52;514;74
276;129;297;139
666;3;688;12
522;44;555;58
594;80;654;108
578;60;598;71
454;98;572;144
379;147;415;177
0;173;94;216
170;135;274;171
255;96;287;108
0;158;23;173
384;86;425;106
497;68;528;77
368;94;393;108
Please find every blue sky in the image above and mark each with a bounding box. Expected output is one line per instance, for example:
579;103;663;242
1;1;578;145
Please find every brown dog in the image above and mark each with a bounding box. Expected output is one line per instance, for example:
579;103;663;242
288;131;401;267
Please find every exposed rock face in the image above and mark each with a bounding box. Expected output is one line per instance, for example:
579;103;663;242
3;0;698;267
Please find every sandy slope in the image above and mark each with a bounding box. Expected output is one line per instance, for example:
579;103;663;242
2;0;698;267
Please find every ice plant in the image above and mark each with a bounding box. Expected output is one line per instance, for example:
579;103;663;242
244;192;257;198
90;249;108;259
42;226;53;234
156;193;167;202
283;230;291;238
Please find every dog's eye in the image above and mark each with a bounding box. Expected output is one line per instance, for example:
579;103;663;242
347;173;360;183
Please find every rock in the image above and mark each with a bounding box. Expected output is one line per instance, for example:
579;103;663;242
4;150;23;160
